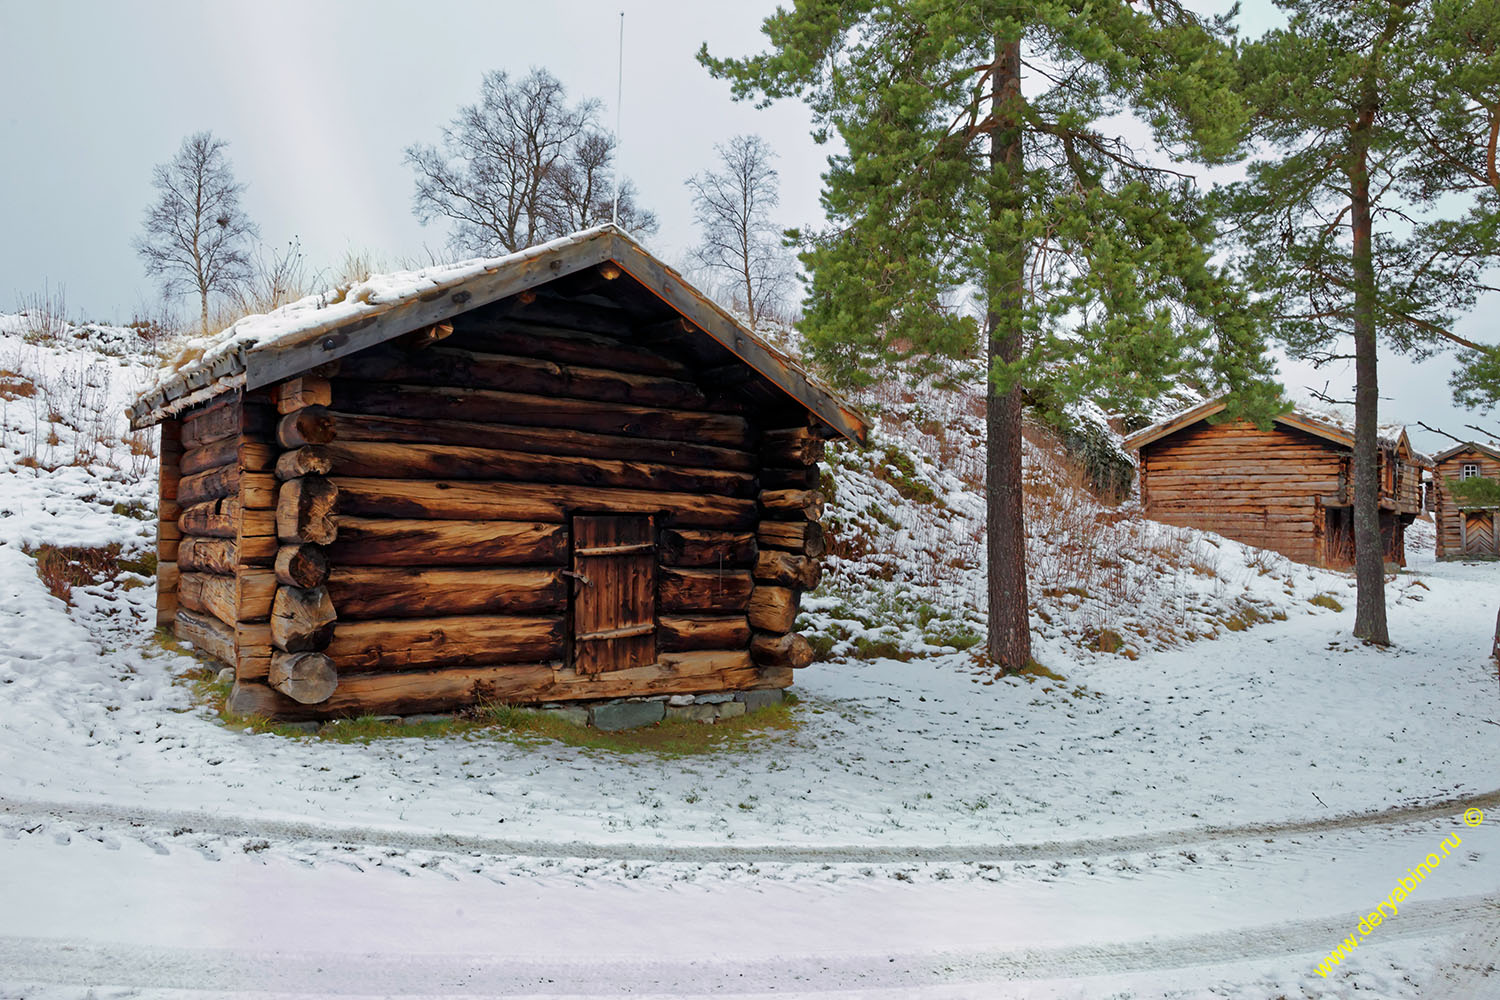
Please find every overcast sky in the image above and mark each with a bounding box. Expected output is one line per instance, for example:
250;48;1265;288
0;0;1494;454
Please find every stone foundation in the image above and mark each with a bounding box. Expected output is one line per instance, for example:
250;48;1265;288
542;688;786;731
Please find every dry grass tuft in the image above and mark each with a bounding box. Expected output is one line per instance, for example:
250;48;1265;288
25;543;123;605
0;370;37;401
15;283;69;346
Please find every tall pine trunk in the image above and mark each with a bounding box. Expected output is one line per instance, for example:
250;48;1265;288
985;36;1032;669
1349;79;1390;645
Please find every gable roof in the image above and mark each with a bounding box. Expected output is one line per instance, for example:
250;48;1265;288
1432;441;1500;464
127;225;869;443
1122;397;1430;466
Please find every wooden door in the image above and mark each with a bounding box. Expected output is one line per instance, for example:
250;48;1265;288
1323;507;1354;567
571;514;656;674
1464;512;1496;555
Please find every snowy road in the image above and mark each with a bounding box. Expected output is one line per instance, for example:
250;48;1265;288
3;802;1498;997
3;780;1499;865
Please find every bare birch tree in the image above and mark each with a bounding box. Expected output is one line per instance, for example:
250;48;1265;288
134;131;259;335
686;135;792;327
406;68;655;255
546;131;657;235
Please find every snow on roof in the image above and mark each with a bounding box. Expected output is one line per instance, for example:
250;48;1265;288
1431;440;1500;464
127;224;870;443
1288;400;1412;452
133;226;615;422
1123;395;1430;465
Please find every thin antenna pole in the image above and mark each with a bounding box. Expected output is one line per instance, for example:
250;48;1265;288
612;10;624;227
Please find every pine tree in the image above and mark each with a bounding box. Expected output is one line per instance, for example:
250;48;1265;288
701;0;1280;669
1225;0;1500;644
1414;0;1500;412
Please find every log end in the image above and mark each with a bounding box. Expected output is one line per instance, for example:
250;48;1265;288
269;651;338;704
275;544;329;588
751;631;815;669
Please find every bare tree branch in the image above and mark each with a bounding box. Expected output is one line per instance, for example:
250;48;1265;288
1467;422;1500;441
685;134;793;327
404;68;656;256
1416;420;1469;445
134;131;259;333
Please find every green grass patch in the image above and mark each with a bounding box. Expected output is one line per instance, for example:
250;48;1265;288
112;500;154;521
807;633;837;659
853;635;914;661
1220;601;1274;632
1309;593;1344;612
924;620;984;651
1008;658;1069;683
818;465;839;504
473;701;800;755
875;446;941;505
164;637;803;754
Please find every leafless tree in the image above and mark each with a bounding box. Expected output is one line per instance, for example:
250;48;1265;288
686;134;793;327
134;131;259;334
545;131;657;235
405;68;655;255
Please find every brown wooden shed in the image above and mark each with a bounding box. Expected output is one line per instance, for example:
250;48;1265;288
1123;398;1427;569
127;225;868;721
1430;442;1500;559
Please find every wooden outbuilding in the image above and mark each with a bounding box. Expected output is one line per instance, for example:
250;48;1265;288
127;225;867;721
1430;442;1500;559
1123;398;1427;569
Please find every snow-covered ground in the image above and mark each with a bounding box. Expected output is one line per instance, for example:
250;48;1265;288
1;319;1498;997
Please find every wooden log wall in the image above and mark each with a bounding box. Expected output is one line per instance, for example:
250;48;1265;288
260;377;338;703
1140;420;1344;567
745;428;825;671
1390;450;1423;514
1432;452;1500;558
226;314;815;720
168;393;279;678
156;420;182;628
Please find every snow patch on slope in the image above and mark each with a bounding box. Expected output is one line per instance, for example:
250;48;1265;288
803;373;1357;664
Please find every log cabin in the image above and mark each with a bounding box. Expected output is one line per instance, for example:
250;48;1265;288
1430;442;1500;559
1123;398;1427;569
127;225;868;721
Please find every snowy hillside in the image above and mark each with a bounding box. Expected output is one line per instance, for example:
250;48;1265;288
0;316;157;559
803;372;1367;665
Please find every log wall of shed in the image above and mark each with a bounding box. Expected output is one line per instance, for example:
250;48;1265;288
223;308;823;720
1432;451;1500;559
1139;420;1344;566
163;392;279;673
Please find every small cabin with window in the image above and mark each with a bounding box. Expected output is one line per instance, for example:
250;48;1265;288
1123;398;1427;569
127;225;867;721
1430;442;1500;559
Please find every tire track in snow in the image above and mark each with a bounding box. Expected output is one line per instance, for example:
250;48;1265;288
2;786;1497;864
1425;900;1500;998
1;894;1493;995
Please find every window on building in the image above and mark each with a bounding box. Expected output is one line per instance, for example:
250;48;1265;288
1463;462;1481;480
